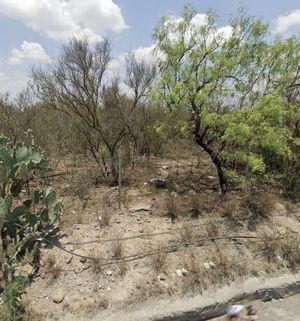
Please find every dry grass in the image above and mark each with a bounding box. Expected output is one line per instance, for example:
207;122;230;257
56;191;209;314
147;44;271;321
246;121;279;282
98;197;113;227
43;254;62;279
111;237;124;259
204;218;223;238
256;230;300;271
180;251;210;293
220;198;241;222
150;247;168;273
179;223;197;244
128;276;176;304
165;194;181;221
88;250;103;274
241;191;276;227
189;194;202;218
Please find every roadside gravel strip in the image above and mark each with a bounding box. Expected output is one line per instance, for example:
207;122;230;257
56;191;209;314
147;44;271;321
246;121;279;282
58;273;300;321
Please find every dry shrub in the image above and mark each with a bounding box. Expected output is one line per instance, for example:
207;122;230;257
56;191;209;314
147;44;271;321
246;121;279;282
241;191;276;225
129;277;175;304
111;238;124;259
220;198;241;222
118;261;129;277
98;197;112;227
165;194;181;221
209;245;252;283
204;218;223;238
89;250;103;274
68;168;94;200
189;194;202;218
180;251;210;292
257;230;300;271
179;223;197;244
150;248;168;273
43;254;62;279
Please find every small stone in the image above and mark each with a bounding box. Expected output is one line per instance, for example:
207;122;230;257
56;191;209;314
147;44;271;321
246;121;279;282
137;217;141;221
52;290;64;304
207;176;214;180
276;255;283;262
176;269;183;277
107;287;111;291
203;262;210;269
158;275;166;281
209;261;216;268
171;192;178;198
106;270;113;276
161;165;169;170
181;268;188;276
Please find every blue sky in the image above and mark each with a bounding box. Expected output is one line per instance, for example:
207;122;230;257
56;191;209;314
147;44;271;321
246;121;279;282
1;0;300;94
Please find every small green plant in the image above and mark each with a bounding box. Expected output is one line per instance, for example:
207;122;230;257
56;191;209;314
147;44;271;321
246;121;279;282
0;276;28;321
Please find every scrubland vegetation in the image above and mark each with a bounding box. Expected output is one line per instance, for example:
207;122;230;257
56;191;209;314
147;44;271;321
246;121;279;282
1;5;300;321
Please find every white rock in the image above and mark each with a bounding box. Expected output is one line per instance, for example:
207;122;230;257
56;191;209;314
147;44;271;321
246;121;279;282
209;261;216;268
52;290;64;304
106;270;113;276
176;269;183;277
161;165;169;170
158;275;166;281
203;262;210;269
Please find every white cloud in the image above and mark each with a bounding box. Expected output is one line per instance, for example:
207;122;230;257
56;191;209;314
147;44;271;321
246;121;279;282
216;25;233;40
0;0;128;42
274;9;300;33
0;71;5;80
9;41;51;65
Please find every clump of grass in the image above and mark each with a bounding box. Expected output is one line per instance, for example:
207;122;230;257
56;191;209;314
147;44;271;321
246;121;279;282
128;276;175;304
204;218;223;238
89;250;103;274
241;191;276;226
179;223;196;244
165;194;181;222
43;254;62;279
180;252;209;293
111;237;124;259
257;230;300;271
220;198;241;222
150;247;168;273
189;194;202;218
98;197;112;227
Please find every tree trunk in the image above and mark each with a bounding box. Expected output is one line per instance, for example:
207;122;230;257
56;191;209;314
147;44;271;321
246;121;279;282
195;135;227;194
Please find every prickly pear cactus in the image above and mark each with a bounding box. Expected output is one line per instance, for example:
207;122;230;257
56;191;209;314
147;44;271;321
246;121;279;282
0;131;62;282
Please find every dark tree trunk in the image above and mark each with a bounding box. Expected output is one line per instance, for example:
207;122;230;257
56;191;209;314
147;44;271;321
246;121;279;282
195;134;227;195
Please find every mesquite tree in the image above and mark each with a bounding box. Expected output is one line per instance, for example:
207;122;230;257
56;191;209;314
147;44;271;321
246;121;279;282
154;6;300;193
32;37;156;181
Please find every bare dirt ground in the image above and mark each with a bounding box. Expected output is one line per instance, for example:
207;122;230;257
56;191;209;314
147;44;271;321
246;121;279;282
18;147;300;321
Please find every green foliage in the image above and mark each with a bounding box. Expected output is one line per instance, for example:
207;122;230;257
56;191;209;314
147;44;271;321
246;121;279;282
0;277;28;321
0;131;62;282
154;5;300;191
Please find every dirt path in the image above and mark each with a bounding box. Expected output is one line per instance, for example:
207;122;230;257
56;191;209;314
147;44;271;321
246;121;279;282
56;273;300;321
